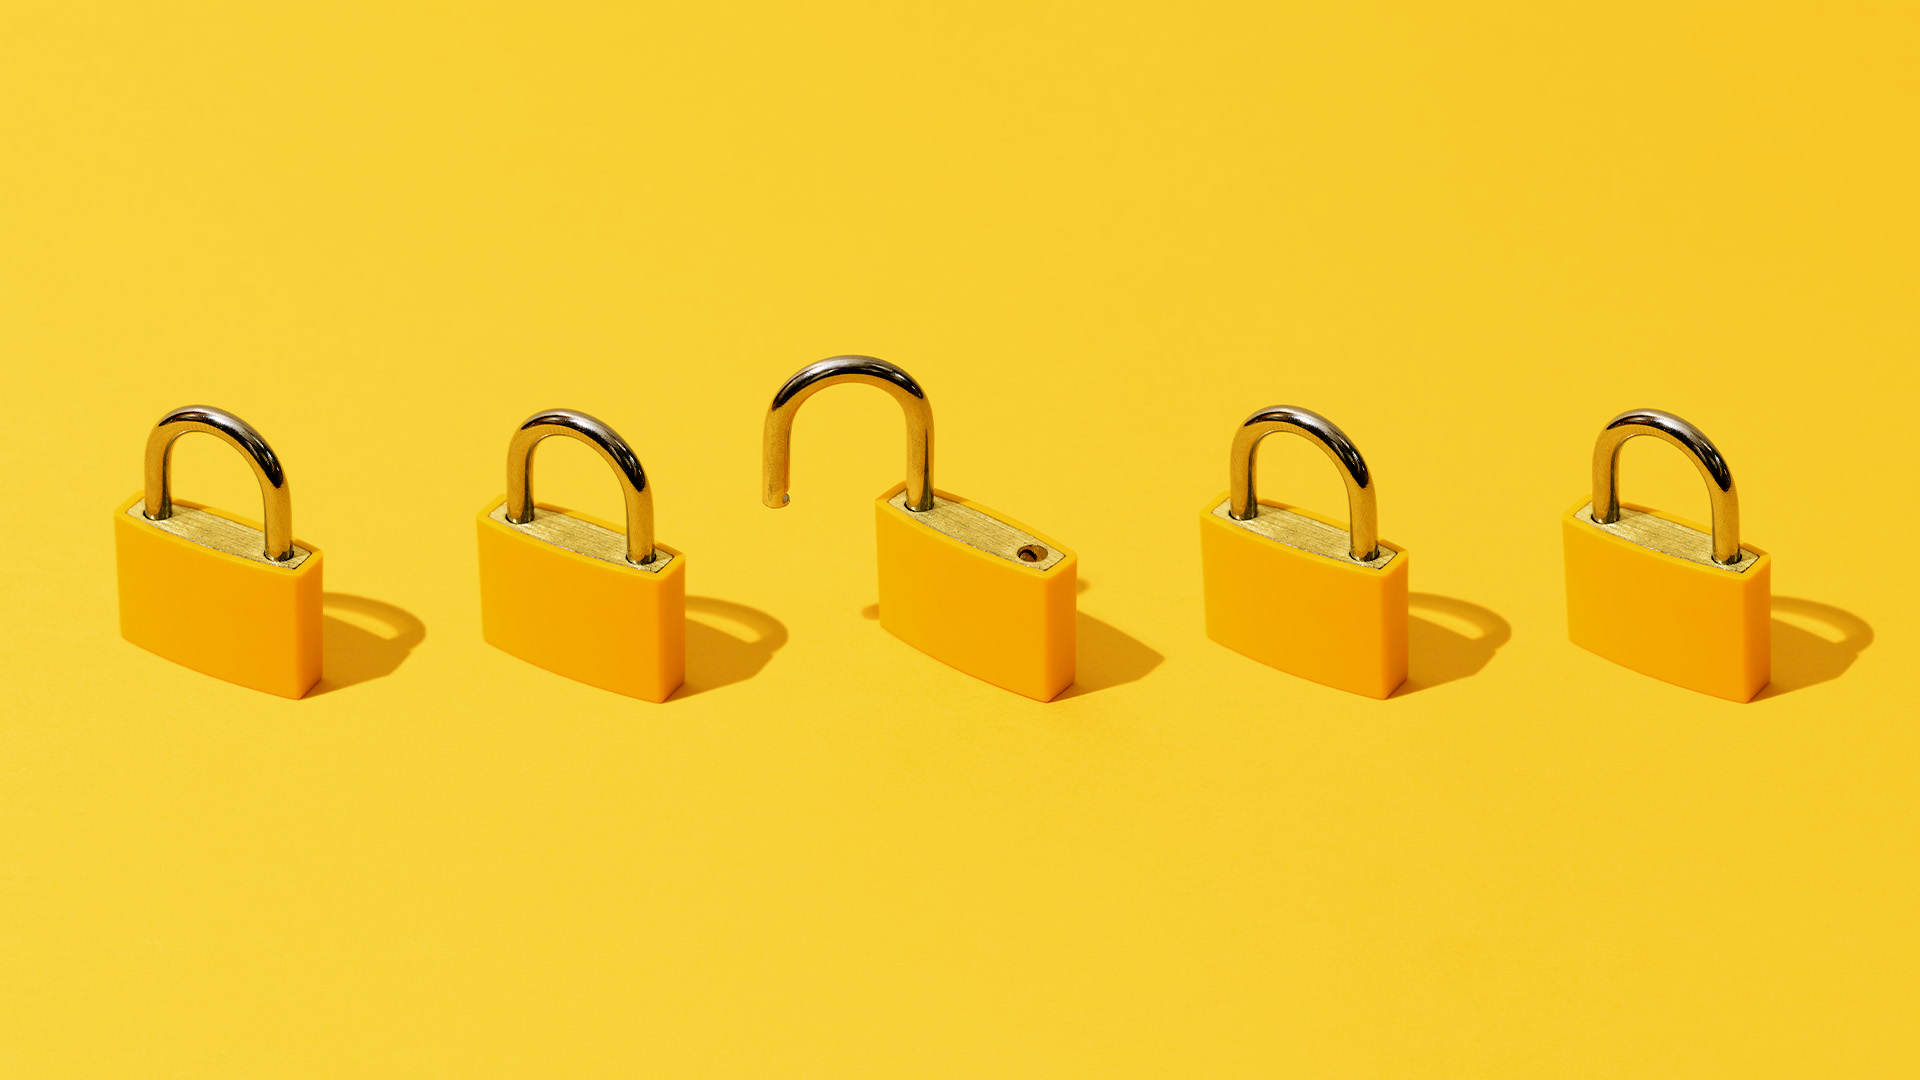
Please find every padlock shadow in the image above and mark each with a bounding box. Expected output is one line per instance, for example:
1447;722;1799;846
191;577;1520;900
311;593;427;696
673;596;789;699
1059;611;1164;698
1392;592;1511;697
1755;597;1874;700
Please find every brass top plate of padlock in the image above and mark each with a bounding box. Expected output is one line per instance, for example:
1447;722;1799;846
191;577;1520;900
1210;499;1398;570
127;499;314;569
887;491;1067;571
1574;503;1760;573
487;503;674;573
488;502;674;572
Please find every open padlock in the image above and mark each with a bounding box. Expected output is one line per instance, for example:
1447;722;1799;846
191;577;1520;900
115;406;323;698
1199;406;1407;698
476;409;685;702
1563;409;1770;701
763;356;1077;701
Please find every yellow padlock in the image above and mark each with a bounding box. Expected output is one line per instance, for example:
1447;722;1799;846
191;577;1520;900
1562;408;1770;701
1199;406;1407;698
114;406;323;698
476;409;685;702
762;356;1077;701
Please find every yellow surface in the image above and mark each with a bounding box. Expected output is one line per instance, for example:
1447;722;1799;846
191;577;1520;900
873;483;1077;701
1201;495;1409;698
476;499;687;704
1564;498;1772;702
2;2;1917;1075
113;494;323;699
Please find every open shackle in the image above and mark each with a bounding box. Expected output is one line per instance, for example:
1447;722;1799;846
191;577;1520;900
1591;408;1740;566
506;408;656;565
1229;405;1379;562
144;405;295;562
762;355;935;513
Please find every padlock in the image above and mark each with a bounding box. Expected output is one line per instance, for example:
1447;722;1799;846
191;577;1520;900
1563;408;1770;701
476;409;685;702
762;356;1077;701
114;406;323;698
1199;406;1407;698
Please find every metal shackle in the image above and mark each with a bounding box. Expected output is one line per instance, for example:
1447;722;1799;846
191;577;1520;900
762;355;935;513
1229;405;1379;562
1591;408;1740;566
144;405;295;562
506;409;656;565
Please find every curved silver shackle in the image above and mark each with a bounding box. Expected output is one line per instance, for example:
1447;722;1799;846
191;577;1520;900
506;409;656;565
144;405;295;562
1592;408;1740;566
763;355;935;513
1229;405;1379;562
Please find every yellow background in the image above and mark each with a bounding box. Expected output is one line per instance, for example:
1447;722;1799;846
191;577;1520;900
2;2;1914;1075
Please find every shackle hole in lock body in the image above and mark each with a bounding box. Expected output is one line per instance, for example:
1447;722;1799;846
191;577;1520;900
762;355;935;513
1589;408;1743;568
1227;405;1380;563
141;405;297;563
505;409;658;566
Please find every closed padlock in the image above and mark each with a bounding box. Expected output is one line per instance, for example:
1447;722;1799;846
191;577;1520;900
1562;409;1770;701
476;409;685;702
114;406;323;698
762;356;1077;701
1199;406;1407;698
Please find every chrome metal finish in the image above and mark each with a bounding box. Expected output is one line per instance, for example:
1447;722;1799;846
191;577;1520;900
1210;499;1397;569
487;502;673;573
763;355;934;513
126;499;314;569
1591;408;1740;566
143;405;295;562
1573;503;1757;573
506;409;656;565
1227;406;1378;562
883;490;1065;571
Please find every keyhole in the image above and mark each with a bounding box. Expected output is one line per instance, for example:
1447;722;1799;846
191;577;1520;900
1017;544;1048;563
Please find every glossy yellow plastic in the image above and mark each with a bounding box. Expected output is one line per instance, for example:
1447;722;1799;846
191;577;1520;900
114;494;323;698
477;498;686;702
1199;493;1408;699
1562;498;1771;702
874;483;1076;701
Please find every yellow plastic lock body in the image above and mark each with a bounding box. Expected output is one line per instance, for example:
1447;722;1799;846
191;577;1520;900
114;494;323;698
874;483;1077;702
1562;498;1771;702
477;499;686;703
1200;494;1408;698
